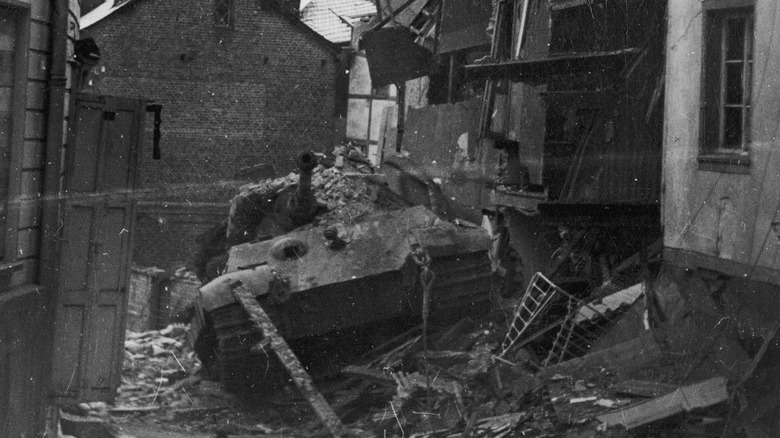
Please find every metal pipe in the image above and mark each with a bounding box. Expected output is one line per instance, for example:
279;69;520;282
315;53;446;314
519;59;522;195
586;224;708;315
41;0;73;412
40;0;70;287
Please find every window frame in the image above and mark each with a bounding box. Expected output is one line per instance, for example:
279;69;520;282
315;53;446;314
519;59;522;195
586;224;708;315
214;0;235;28
0;2;30;266
699;0;755;172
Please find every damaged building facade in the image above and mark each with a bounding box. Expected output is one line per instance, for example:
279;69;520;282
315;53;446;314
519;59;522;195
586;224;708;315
374;0;780;337
662;0;780;338
80;0;347;270
375;0;666;291
0;0;138;435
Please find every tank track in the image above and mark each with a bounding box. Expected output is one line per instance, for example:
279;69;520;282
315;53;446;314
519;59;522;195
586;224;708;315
193;302;284;393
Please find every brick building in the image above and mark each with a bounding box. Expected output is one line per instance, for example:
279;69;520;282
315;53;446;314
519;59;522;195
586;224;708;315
81;0;346;270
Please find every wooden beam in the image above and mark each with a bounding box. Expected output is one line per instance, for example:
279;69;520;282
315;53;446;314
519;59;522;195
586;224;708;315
597;377;729;430
233;285;347;438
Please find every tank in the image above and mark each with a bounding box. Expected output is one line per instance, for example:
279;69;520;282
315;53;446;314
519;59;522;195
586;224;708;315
190;205;493;391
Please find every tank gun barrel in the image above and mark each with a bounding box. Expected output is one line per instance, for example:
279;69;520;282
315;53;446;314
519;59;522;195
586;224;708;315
274;151;319;230
295;151;317;209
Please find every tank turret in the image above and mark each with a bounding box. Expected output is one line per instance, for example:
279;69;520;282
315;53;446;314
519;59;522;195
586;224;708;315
224;151;323;248
272;151;321;232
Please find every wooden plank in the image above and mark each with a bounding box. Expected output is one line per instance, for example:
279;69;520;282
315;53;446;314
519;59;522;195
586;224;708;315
233;284;347;438
611;379;679;398
341;365;395;386
67;104;102;193
597;377;729;430
51;306;86;395
90;305;119;389
550;0;588;10
58;205;91;291
109;406;161;414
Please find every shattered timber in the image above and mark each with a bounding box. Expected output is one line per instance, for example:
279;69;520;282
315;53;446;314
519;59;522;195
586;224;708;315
18;0;780;437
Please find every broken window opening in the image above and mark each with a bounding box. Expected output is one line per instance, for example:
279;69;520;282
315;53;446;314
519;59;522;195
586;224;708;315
701;2;754;157
214;0;235;28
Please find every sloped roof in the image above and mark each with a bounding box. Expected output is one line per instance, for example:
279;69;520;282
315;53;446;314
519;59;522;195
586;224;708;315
81;0;138;30
81;0;340;55
301;0;376;44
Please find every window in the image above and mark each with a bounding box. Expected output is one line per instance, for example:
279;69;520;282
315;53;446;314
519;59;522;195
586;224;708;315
214;0;234;27
0;7;19;261
701;1;754;158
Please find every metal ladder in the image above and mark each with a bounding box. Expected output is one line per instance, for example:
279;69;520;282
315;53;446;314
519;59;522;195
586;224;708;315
499;272;563;357
543;296;583;366
544;294;615;366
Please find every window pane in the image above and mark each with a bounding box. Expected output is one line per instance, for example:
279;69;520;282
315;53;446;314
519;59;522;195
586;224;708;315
723;106;743;149
725;62;744;104
726;17;746;61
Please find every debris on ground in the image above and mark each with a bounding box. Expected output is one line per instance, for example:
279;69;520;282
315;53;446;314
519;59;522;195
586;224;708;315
103;255;780;437
103;173;780;438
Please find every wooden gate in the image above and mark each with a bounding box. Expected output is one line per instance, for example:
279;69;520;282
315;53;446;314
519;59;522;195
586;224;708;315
51;94;145;402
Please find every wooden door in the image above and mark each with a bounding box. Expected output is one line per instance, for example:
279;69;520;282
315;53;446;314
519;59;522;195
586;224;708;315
51;94;145;402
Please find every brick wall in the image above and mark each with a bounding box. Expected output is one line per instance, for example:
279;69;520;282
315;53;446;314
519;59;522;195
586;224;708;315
133;202;227;270
83;0;344;204
82;0;345;269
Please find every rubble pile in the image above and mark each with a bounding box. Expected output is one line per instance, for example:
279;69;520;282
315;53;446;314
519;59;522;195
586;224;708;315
109;267;780;437
240;143;394;221
309;164;387;226
118;324;202;410
335;320;560;437
118;214;777;438
113;325;290;436
313;273;752;438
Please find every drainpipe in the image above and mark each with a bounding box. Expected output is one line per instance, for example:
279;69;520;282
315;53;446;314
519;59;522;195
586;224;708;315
41;0;69;290
41;0;71;424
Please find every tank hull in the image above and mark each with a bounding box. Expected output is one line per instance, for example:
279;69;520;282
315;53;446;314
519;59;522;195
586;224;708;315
192;206;493;391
